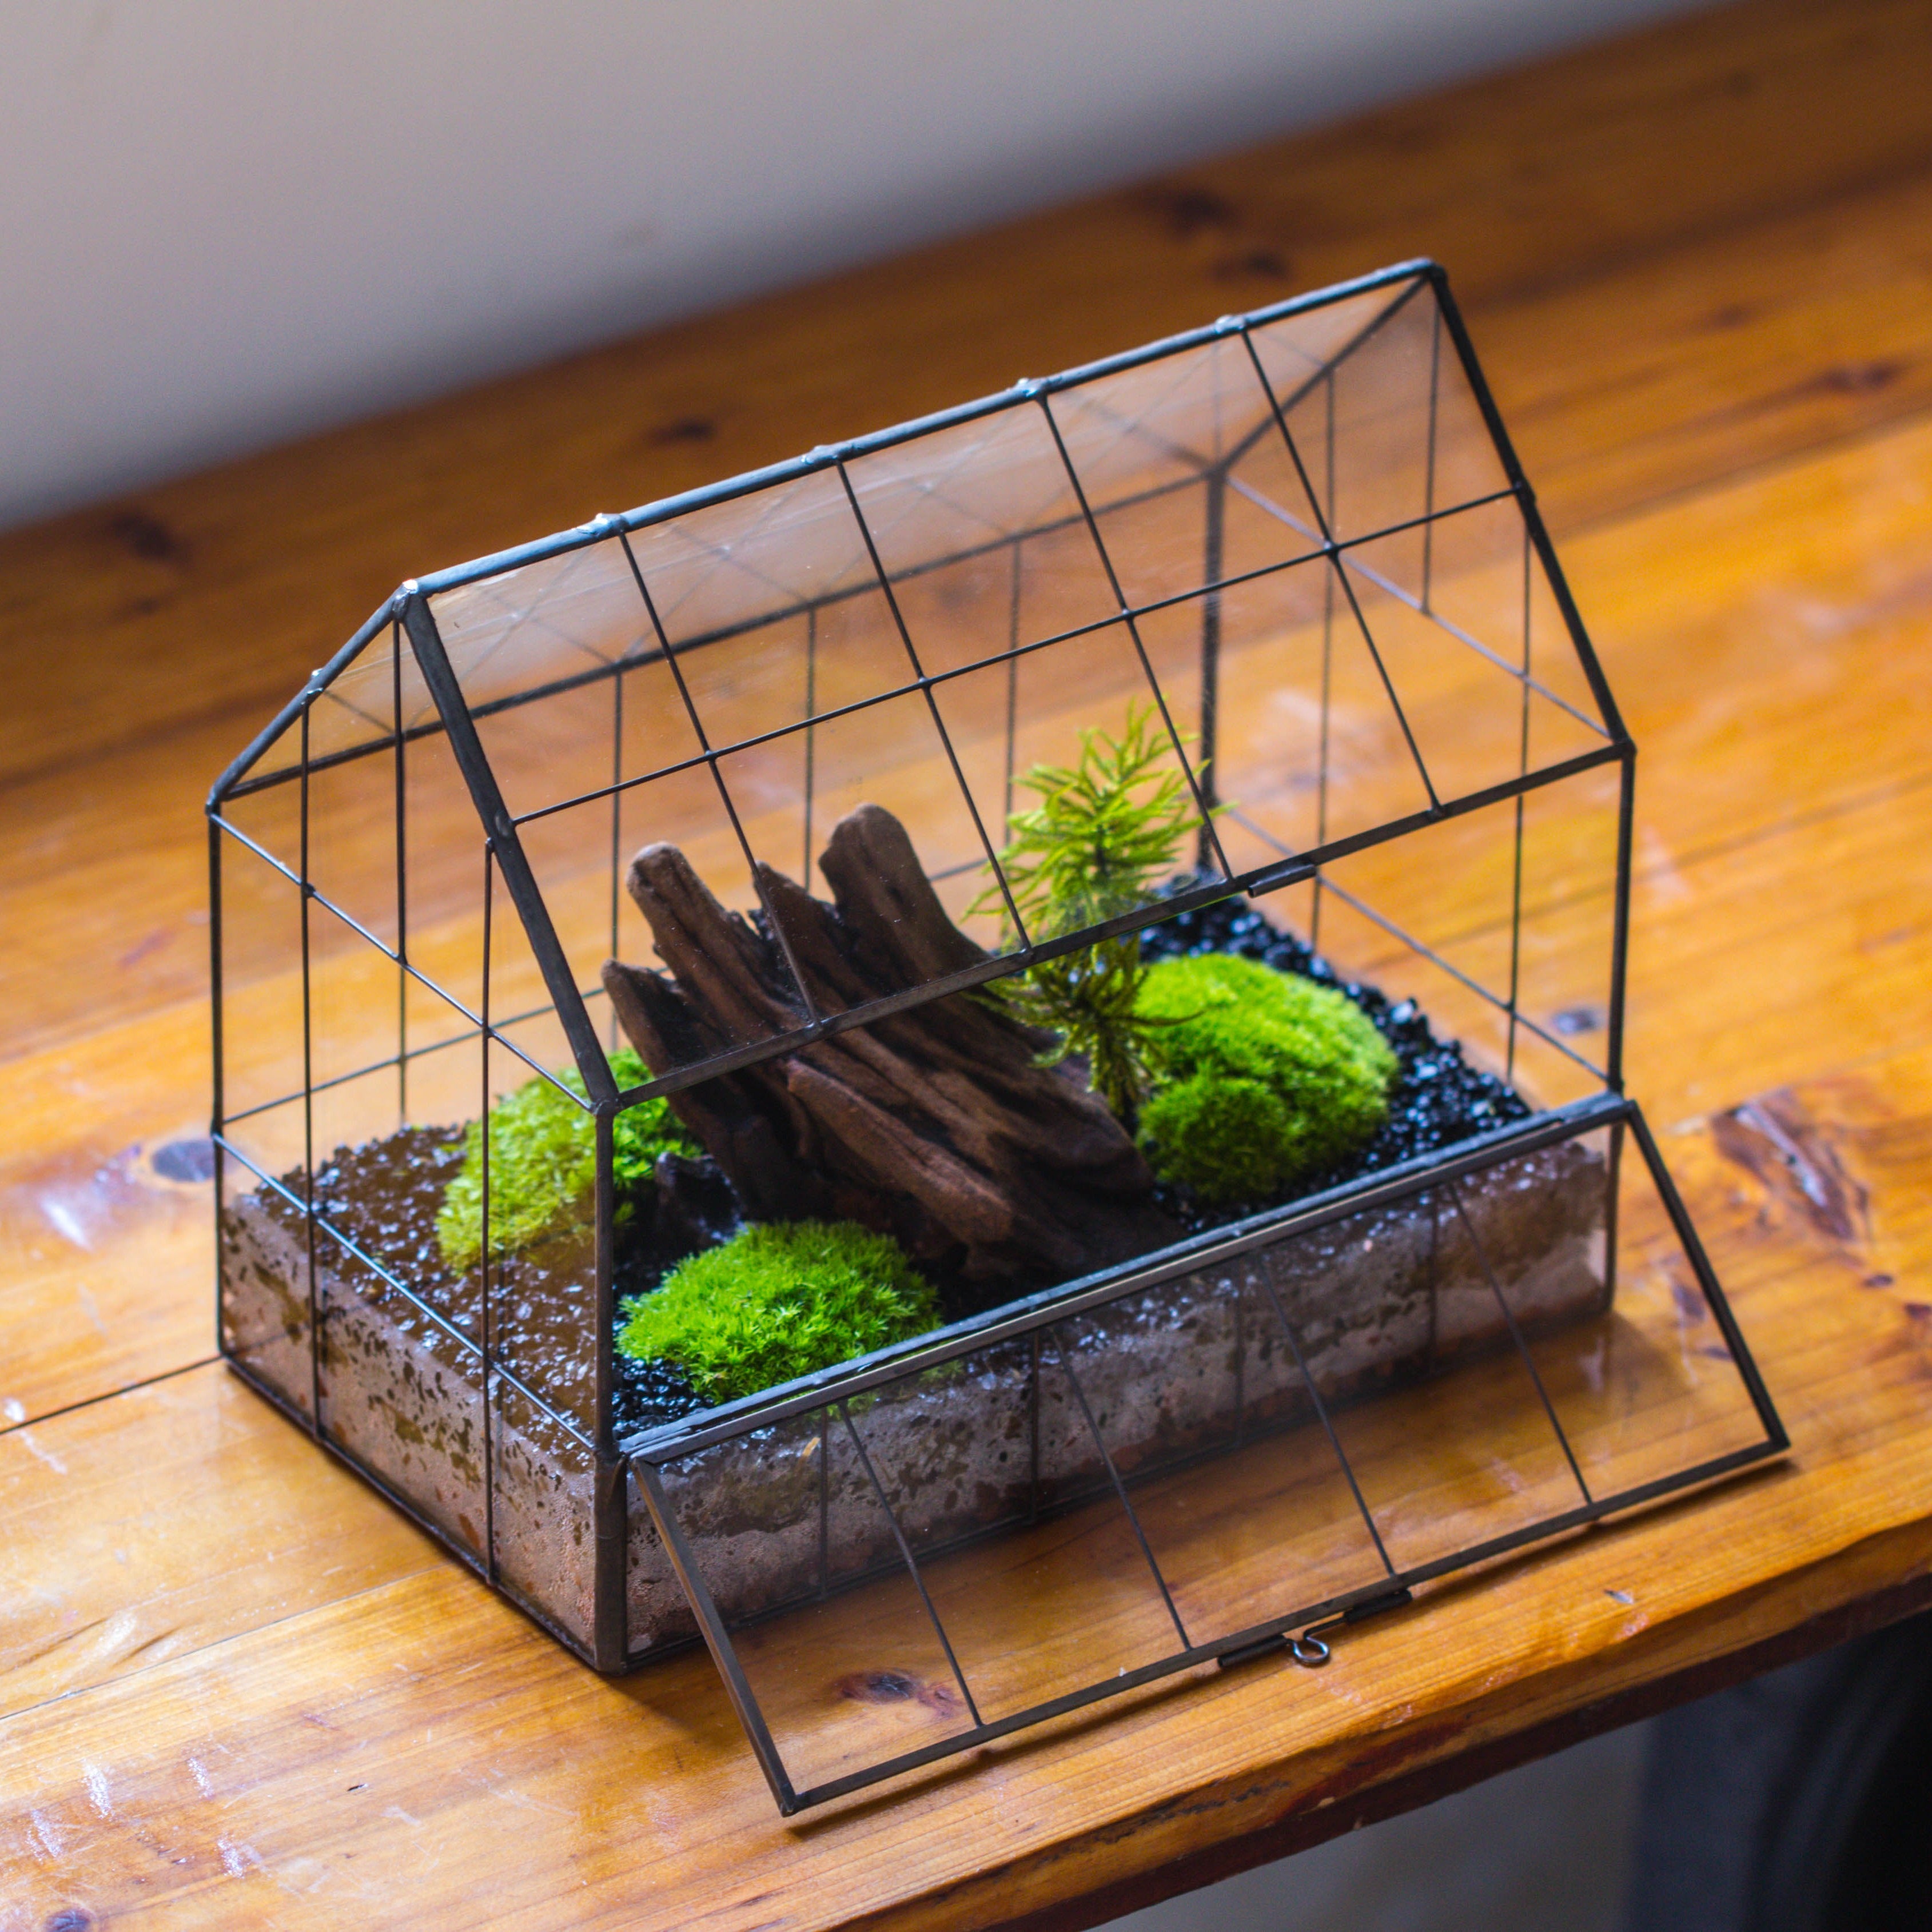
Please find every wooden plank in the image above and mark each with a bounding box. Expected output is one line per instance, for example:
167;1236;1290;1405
0;1001;215;1427
1476;161;1932;533
2;1040;1929;1927
0;1364;438;1720
5;0;1932;1921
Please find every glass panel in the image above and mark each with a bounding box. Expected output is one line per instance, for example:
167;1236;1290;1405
309;899;402;1113
312;615;433;755
484;850;566;1036
1313;768;1618;1112
216;822;306;1127
1316;800;1520;1018
846;403;1120;674
220;1094;309;1211
557;767;813;1070
309;678;386;768
1133;559;1435;870
1416;496;1611;749
428;536;650;710
217;759;302;892
623;468;877;658
1246;283;1420;415
313;1213;486;1559
1219;416;1328;582
616;648;712;787
716;686;1010;964
476;1031;599;1435
1499;1127;1770;1500
309;1062;410;1213
1055;338;1274;503
402;726;487;1019
1082;470;1209;624
1525;543;1615;756
1516;765;1620;1068
672;595;911;762
468;628;712;839
403;973;483;1111
471;671;618;826
883;521;1115;684
217;1133;313;1421
1339;533;1605;808
650;1404;978;1793
399;1017;487;1138
303;1025;485;1368
1279;1184;1594;1573
1054;1269;1392;1648
631;1104;1772;1802
848;1336;1188;1723
225;701;308;795
306;734;401;953
614;757;743;906
1425;320;1519;523
491;1371;598;1647
1304;875;1515;1103
1273;283;1511;568
1053;338;1324;614
930;624;1221;943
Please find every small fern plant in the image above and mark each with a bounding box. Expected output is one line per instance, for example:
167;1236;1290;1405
971;702;1201;1124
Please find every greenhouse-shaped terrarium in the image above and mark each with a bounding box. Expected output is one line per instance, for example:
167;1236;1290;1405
210;259;1784;1813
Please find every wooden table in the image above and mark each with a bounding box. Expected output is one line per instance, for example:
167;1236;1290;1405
6;0;1932;1921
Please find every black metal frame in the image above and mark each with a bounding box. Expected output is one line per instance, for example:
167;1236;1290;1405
206;259;1786;1800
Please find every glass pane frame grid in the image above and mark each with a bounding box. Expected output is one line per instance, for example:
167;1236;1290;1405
206;640;607;1600
208;260;1636;1127
206;621;623;1652
627;1093;1786;1815
212;1117;609;1660
431;342;1623;1120
202;257;1730;1730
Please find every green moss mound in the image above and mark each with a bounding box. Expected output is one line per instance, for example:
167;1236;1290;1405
617;1221;939;1404
435;1047;700;1273
1135;954;1397;1205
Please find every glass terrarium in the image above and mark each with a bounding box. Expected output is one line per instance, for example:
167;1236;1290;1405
210;259;1783;1814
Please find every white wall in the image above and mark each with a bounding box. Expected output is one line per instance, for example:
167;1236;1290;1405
5;0;1703;531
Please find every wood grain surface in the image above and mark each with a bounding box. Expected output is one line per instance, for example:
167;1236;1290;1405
5;0;1932;1922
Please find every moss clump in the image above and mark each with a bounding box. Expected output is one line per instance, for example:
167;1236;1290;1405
616;1221;939;1404
1134;954;1397;1204
435;1047;700;1273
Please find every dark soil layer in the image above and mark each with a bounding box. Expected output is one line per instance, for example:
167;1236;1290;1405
290;901;1530;1441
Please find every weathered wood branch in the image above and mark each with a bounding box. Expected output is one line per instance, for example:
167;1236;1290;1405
601;803;1176;1302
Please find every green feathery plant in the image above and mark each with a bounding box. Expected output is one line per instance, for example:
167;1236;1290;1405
971;702;1201;1124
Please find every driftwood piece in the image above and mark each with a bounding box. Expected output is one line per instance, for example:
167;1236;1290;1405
601;804;1176;1301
